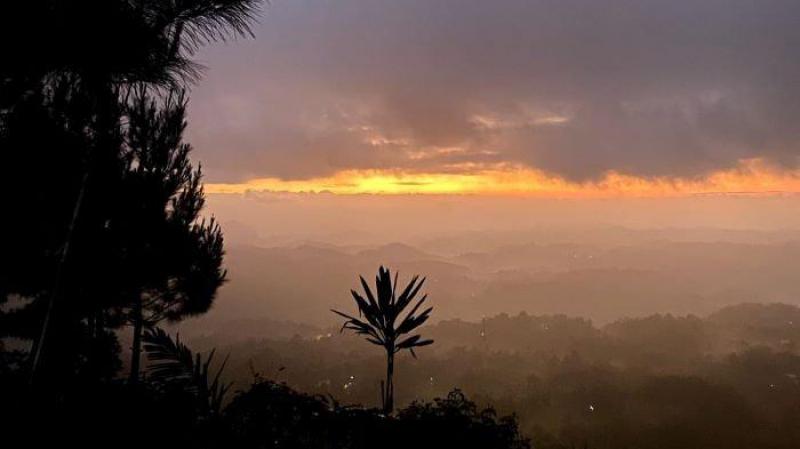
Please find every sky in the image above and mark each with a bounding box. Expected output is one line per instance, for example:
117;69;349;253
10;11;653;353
186;0;800;197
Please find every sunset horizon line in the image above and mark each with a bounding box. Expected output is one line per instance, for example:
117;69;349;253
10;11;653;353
206;158;800;198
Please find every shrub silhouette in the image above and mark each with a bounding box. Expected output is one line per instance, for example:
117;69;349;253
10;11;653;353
396;390;530;449
224;380;531;449
333;266;434;413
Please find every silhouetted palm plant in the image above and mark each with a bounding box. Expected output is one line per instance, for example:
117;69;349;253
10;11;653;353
143;327;231;418
332;266;434;414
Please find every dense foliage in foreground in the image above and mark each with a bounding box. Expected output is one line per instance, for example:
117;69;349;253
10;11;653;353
194;303;800;449
1;375;528;449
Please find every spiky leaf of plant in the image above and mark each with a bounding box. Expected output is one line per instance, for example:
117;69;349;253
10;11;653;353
332;266;434;414
143;327;231;418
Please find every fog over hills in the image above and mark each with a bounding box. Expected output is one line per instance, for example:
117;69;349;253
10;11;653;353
176;301;800;448
178;225;800;341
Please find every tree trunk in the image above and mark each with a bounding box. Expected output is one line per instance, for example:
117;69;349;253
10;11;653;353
30;80;115;383
29;169;89;383
384;350;395;414
128;298;144;384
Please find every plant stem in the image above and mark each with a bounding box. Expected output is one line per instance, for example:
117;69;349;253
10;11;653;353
385;349;394;414
129;297;144;384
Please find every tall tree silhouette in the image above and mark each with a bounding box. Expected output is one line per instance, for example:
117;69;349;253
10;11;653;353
0;78;128;384
0;0;258;384
333;266;434;413
120;88;226;383
0;85;226;385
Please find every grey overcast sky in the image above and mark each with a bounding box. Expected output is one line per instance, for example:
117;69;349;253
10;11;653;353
186;0;800;185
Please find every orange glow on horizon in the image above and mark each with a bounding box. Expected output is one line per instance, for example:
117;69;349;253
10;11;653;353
206;159;800;197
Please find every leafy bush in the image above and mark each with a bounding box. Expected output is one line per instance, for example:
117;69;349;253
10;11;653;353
223;381;530;449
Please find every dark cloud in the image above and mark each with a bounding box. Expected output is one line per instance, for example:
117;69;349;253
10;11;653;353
188;0;800;181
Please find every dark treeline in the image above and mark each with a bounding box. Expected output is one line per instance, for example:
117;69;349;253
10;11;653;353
198;303;800;449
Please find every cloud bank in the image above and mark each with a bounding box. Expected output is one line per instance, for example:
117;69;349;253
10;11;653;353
188;0;800;183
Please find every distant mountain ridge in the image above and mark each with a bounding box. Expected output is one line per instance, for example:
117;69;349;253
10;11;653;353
187;236;800;330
